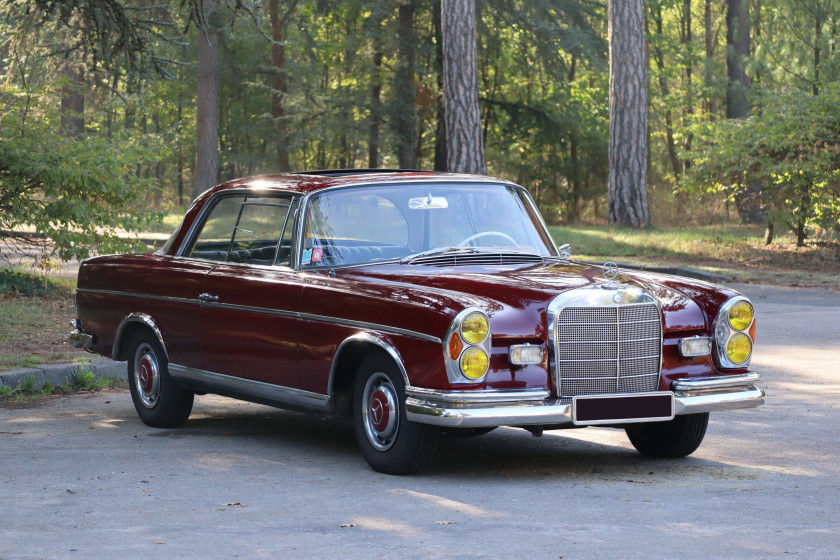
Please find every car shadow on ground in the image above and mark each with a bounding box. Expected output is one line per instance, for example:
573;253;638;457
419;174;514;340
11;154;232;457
137;397;769;484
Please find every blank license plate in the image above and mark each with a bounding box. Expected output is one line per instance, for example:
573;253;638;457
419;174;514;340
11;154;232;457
573;392;675;426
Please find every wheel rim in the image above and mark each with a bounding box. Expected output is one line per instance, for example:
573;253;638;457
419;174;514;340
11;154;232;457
362;372;399;451
133;342;160;409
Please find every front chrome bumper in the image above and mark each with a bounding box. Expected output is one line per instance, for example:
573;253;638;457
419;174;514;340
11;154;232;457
405;372;765;428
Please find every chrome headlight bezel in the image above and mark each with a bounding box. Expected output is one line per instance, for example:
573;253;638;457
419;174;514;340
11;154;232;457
444;308;491;384
713;296;755;368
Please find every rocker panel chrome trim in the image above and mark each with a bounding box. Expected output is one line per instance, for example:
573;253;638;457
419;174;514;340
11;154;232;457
168;363;331;412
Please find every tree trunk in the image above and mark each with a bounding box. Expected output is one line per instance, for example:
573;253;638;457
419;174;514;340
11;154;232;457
441;0;485;174
704;0;716;117
269;0;298;172
60;65;84;140
192;0;221;200
368;14;383;169
607;0;650;228
395;1;417;169
432;0;447;172
725;0;750;119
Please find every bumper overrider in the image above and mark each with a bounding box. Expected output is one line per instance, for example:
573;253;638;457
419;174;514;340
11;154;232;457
405;372;764;428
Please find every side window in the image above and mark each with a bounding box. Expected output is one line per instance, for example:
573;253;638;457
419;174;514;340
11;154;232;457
187;196;245;261
187;195;295;266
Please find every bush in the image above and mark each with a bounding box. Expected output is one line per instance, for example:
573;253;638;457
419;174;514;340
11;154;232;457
0;83;164;262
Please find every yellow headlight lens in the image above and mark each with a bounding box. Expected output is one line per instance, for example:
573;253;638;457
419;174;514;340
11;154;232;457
461;312;489;344
729;301;754;331
460;347;489;379
726;333;752;364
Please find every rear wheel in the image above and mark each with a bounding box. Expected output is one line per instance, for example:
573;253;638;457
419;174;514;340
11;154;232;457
353;353;439;474
128;331;193;428
625;413;709;458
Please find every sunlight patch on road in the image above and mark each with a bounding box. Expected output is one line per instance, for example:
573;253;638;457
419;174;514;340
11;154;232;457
388;489;498;517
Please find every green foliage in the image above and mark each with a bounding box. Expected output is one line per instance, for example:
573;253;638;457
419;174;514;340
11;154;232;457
73;365;97;390
0;83;164;261
680;85;840;237
0;269;70;295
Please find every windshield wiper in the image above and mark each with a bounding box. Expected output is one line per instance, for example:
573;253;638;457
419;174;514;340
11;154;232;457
399;246;542;264
399;246;477;264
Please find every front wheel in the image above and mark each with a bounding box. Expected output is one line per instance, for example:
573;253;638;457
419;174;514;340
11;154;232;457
625;413;709;458
128;331;194;428
353;353;439;474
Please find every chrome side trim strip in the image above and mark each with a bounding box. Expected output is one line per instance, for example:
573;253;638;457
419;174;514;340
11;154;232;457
299;312;442;344
168;364;331;413
77;288;441;344
77;288;197;306
202;301;298;320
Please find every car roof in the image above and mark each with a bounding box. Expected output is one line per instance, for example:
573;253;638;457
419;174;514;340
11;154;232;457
206;170;513;197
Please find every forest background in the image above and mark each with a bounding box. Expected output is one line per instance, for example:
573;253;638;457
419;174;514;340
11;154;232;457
1;0;839;265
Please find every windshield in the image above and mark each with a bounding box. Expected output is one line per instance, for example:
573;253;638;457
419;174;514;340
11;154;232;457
301;182;556;267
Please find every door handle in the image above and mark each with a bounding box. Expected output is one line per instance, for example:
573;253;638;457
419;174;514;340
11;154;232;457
198;293;219;302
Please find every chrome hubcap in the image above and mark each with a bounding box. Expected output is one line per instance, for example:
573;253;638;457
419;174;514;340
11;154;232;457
362;372;398;451
134;343;160;409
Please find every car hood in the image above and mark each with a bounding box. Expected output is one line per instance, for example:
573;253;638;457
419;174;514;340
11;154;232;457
340;259;724;335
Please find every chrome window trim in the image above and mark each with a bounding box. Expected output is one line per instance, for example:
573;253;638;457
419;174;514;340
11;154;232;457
76;288;441;344
112;313;168;361
329;333;410;394
546;283;664;398
175;188;301;259
293;179;557;271
168;363;330;413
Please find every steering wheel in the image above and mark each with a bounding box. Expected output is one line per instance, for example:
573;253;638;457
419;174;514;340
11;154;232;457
457;231;518;248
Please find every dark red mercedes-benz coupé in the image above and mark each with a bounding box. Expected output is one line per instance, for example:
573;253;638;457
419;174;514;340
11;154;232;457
69;170;764;474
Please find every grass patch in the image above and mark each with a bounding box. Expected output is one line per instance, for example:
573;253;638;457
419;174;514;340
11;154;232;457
0;277;86;371
0;368;125;404
548;224;840;287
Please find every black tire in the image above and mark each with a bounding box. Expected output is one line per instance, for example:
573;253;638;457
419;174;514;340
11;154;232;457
127;331;194;428
353;353;439;475
625;413;709;458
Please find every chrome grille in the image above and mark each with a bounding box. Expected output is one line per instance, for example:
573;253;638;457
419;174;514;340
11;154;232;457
556;303;661;398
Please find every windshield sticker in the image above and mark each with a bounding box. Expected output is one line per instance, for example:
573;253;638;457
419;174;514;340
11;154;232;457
302;248;313;264
312;248;323;262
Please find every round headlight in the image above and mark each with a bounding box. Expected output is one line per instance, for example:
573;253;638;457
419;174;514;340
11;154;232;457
726;333;752;364
460;347;489;379
461;312;489;344
729;300;754;331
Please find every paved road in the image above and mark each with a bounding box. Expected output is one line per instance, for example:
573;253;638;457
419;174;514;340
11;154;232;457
1;284;838;559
